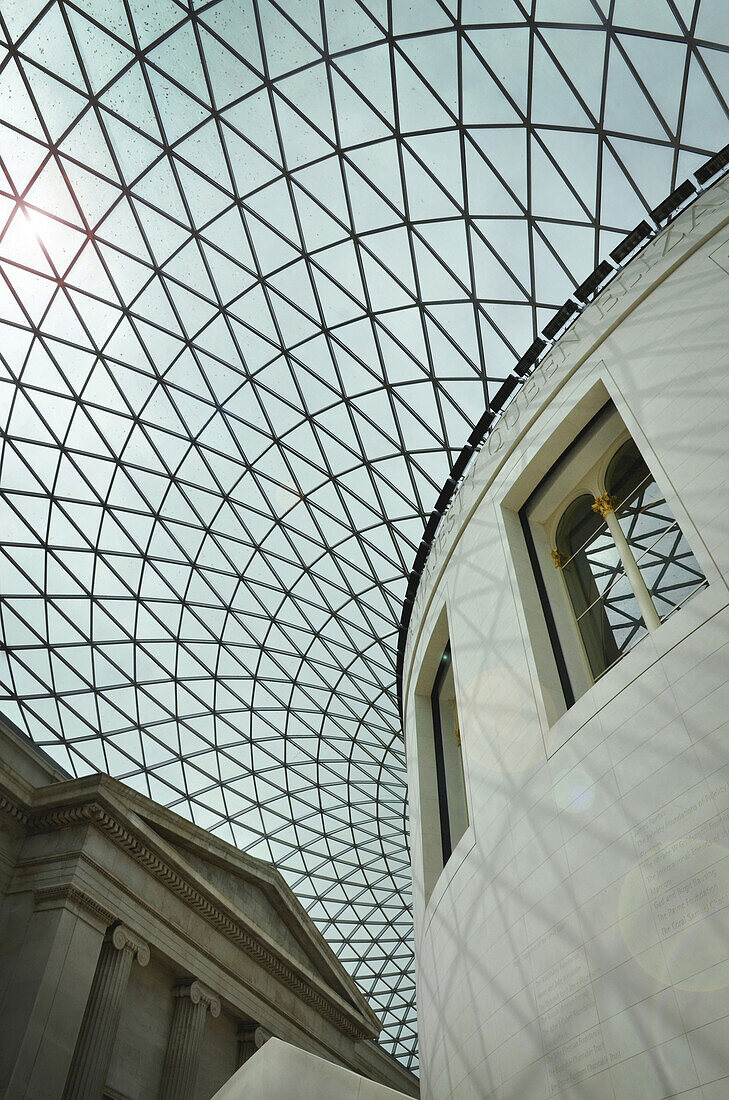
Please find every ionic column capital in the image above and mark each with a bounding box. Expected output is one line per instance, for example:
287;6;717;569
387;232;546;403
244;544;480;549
173;979;220;1018
237;1024;271;1048
110;923;150;967
237;1023;272;1068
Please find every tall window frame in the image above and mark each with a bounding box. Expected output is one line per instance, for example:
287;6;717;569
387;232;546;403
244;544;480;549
414;620;470;901
430;642;468;866
522;404;708;706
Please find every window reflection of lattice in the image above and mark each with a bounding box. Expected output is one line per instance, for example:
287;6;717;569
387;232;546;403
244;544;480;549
610;443;708;623
524;407;708;706
555;438;707;683
556;493;644;679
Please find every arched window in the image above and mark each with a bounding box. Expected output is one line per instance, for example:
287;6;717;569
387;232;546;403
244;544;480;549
606;440;707;621
522;404;709;707
555;494;644;679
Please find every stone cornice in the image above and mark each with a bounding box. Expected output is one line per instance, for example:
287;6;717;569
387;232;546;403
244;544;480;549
0;785;29;827
33;883;115;927
21;785;379;1041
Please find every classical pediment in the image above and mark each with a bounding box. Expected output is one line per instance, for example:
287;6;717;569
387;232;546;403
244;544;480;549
0;719;380;1044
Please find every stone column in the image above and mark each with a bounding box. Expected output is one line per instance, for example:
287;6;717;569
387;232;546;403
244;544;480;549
592;492;662;632
159;980;221;1100
2;886;111;1100
237;1023;272;1067
63;923;150;1100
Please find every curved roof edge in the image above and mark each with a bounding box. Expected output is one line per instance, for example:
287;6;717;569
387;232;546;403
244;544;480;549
395;142;729;721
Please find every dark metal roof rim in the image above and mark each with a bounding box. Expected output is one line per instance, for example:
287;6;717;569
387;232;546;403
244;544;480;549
395;150;729;721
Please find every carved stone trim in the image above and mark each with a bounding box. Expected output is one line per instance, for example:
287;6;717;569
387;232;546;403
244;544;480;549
173;979;221;1018
33;884;115;927
0;789;28;825
27;801;103;833
26;799;374;1039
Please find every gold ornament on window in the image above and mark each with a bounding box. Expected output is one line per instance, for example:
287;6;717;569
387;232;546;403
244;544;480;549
454;718;461;747
591;492;618;517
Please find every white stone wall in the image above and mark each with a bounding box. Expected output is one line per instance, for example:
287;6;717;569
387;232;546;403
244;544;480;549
404;188;729;1099
211;1037;414;1100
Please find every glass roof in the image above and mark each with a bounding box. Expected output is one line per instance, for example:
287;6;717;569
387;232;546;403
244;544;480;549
1;0;728;1069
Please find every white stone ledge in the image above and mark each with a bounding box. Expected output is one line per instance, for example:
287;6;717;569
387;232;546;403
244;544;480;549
211;1037;417;1100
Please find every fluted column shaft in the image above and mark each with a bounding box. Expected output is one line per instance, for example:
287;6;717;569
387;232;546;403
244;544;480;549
159;980;221;1100
63;924;150;1100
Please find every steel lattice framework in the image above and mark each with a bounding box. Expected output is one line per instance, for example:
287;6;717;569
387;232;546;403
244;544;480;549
1;0;728;1069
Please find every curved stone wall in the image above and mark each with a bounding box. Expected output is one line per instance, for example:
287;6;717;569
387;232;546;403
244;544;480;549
404;175;729;1099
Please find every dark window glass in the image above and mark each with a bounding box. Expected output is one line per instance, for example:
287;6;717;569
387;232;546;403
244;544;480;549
430;643;468;865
